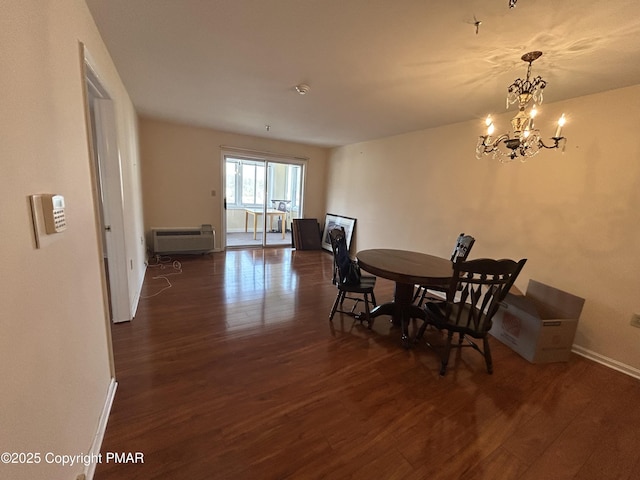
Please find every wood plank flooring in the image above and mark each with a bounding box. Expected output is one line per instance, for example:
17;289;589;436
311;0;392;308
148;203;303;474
95;249;640;480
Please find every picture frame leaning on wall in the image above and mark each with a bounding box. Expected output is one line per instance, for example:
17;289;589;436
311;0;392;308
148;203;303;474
321;213;356;253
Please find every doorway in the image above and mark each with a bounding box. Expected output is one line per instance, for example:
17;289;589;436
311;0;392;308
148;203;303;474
84;55;131;324
223;154;305;248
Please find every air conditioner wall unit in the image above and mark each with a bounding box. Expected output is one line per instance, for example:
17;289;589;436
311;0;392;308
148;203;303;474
152;224;215;254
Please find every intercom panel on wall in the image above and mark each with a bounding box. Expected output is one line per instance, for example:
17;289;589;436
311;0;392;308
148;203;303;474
41;194;67;233
30;194;67;249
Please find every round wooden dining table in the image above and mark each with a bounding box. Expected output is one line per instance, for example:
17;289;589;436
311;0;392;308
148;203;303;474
356;249;454;348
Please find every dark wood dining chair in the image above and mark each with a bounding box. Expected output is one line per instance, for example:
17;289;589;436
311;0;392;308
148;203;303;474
415;257;526;376
413;233;475;306
328;227;377;326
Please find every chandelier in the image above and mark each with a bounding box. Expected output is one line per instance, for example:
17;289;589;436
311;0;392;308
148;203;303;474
476;51;567;163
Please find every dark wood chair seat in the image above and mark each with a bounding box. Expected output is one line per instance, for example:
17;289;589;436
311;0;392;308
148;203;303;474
416;257;526;375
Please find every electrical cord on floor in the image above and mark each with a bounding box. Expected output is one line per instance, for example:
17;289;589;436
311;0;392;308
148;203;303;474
141;255;183;298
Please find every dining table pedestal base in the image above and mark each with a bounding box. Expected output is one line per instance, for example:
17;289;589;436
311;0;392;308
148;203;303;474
355;249;453;349
368;283;427;349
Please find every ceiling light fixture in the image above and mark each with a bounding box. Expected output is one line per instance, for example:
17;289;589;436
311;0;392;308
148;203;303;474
295;84;310;95
476;51;567;163
474;18;482;35
509;0;518;8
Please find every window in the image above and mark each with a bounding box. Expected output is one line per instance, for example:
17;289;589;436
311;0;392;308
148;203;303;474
226;157;264;207
287;164;301;211
225;155;304;214
223;151;306;246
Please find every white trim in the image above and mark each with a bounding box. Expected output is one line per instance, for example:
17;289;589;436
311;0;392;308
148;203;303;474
83;47;112;100
94;98;131;323
130;261;147;318
84;378;117;480
219;145;308;161
572;345;640;380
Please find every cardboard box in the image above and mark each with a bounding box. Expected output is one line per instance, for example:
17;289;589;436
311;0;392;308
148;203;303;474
490;280;585;363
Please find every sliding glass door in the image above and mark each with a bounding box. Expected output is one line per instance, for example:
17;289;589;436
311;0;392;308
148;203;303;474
223;154;304;248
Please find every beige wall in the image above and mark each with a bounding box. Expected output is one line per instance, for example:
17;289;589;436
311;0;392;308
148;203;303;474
327;85;640;374
139;116;329;248
0;1;143;479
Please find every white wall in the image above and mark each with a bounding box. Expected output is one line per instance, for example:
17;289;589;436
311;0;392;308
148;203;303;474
139;116;329;248
0;1;143;479
326;85;640;374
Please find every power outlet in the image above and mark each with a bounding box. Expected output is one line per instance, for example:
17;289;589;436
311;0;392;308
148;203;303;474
630;313;640;328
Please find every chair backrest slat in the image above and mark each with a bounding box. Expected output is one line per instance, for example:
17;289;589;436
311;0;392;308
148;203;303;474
445;258;527;334
450;233;476;262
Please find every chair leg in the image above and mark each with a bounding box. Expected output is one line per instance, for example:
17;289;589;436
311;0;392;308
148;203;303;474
339;290;346;306
415;320;427;340
329;291;344;321
483;336;494;374
363;293;372;329
417;288;428;307
412;286;422;303
439;331;454;376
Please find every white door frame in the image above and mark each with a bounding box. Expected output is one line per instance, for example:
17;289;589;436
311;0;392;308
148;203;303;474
220;147;307;250
84;51;131;324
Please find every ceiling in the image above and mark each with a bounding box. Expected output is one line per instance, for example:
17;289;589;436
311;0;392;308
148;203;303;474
85;0;640;148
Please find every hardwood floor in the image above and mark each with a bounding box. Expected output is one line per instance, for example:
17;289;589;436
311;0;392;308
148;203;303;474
96;249;640;480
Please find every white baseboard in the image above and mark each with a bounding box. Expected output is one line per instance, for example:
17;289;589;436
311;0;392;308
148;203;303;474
84;378;117;480
572;345;640;380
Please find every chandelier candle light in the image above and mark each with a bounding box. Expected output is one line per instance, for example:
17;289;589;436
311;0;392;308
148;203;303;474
476;51;567;163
